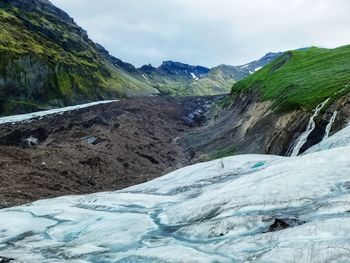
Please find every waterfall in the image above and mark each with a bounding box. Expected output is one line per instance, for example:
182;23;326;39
288;98;330;157
323;111;338;140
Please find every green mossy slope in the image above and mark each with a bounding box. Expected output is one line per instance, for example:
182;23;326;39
0;2;156;115
232;46;350;111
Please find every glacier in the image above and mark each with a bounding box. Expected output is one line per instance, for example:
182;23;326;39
1;125;350;262
0;100;118;125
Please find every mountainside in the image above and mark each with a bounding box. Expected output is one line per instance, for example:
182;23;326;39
137;61;215;96
84;43;249;96
0;0;159;115
233;46;350;110
0;0;284;115
236;51;284;75
184;46;350;160
1;124;350;262
135;52;282;96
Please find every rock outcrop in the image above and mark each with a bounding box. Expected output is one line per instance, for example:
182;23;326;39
183;91;350;160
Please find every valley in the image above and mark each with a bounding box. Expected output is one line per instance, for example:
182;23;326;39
0;0;281;116
1;0;350;262
0;95;223;208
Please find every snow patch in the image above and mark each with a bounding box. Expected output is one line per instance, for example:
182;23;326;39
25;136;39;146
190;72;199;81
0;100;118;125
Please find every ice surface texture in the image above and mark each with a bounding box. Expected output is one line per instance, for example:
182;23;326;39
1;127;350;262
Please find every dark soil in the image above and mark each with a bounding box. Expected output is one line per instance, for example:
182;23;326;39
0;96;219;208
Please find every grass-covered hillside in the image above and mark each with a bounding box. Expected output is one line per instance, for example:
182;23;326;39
232;46;350;111
0;0;157;115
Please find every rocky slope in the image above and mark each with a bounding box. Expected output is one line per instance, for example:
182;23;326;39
0;96;222;208
183;46;350;160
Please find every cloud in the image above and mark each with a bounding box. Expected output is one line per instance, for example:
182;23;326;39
50;0;350;67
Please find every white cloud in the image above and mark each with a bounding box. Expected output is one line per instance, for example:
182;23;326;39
50;0;350;67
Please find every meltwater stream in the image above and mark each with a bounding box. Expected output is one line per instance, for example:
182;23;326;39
287;98;329;156
323;111;338;140
1;121;350;262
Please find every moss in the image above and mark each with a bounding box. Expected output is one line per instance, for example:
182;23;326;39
56;71;73;97
0;4;106;70
0;3;154;115
232;46;350;111
71;72;94;95
0;99;42;115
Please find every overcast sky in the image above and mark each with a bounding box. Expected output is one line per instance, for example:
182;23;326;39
50;0;350;68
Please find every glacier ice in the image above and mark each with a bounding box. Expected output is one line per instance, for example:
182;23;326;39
1;127;350;261
305;124;350;154
0;100;118;125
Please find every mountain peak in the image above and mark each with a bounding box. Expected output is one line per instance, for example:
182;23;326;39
5;0;73;23
139;64;157;73
158;61;210;75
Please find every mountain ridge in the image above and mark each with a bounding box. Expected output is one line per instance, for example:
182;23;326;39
133;52;282;96
0;0;283;115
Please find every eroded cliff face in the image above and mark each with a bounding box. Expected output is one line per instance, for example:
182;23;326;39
0;51;126;115
0;53;97;114
183;91;350;160
0;53;53;114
